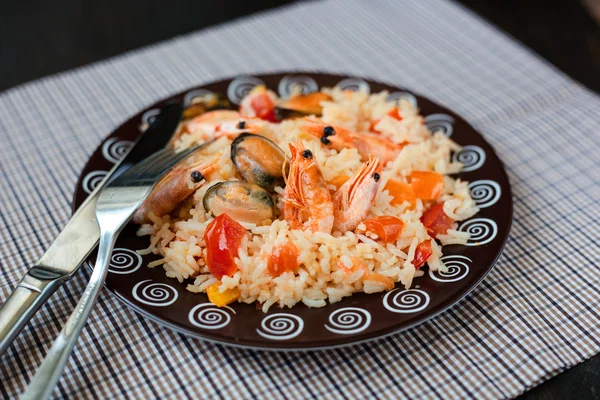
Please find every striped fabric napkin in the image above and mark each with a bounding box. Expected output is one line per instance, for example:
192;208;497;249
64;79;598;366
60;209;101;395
1;0;599;398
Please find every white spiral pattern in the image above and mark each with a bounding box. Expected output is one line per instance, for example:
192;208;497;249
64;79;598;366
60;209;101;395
425;114;455;137
132;280;179;307
324;307;372;335
452;145;486;172
429;255;472;282
183;88;214;106
227;76;265;105
278;75;319;98
383;289;430;313
256;313;304;340
189;303;236;330
387;91;417;107
101;137;133;164
108;248;142;274
82;170;107;194
458;218;498;246
336;78;370;93
468;180;501;208
140;108;161;131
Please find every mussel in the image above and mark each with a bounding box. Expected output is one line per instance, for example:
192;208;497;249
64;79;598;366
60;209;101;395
203;181;275;225
230;133;288;192
274;92;331;120
183;93;231;120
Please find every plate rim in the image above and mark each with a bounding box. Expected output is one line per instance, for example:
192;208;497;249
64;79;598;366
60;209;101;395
73;71;513;351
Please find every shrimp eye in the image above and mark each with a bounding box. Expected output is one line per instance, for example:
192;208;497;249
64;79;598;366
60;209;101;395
372;172;380;182
302;149;313;159
321;126;335;144
191;171;204;182
323;126;335;136
237;121;246;129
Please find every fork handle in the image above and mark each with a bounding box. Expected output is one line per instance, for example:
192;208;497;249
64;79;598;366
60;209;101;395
0;272;65;356
21;232;116;400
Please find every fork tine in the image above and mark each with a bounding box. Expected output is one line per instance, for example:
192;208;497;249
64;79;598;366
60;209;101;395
137;150;176;177
140;152;181;179
120;149;173;179
171;146;203;169
135;149;173;174
148;150;183;175
113;144;204;187
146;146;199;177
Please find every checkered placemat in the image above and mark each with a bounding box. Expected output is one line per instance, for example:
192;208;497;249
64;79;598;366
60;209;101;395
1;0;599;398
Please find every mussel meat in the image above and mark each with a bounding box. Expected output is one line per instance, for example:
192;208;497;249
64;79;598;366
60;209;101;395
230;133;288;192
203;181;275;225
183;93;232;120
274;92;331;120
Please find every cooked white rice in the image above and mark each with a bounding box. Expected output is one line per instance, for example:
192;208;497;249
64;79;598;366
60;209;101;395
137;86;479;312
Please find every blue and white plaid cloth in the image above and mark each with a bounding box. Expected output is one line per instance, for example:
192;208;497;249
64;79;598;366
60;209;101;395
1;0;599;398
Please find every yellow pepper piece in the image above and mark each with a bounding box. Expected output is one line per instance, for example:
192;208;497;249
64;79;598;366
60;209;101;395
206;283;240;307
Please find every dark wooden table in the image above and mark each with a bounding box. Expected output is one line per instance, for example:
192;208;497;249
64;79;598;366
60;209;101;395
1;0;598;398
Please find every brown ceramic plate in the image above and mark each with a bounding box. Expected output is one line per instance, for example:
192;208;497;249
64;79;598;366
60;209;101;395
73;73;512;350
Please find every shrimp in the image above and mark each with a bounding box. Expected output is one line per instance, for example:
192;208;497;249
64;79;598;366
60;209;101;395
302;118;402;164
281;141;334;233
276;92;332;118
332;157;382;232
171;110;267;146
132;146;220;224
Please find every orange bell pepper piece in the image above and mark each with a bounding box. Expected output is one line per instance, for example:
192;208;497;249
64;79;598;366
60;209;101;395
410;171;444;200
384;179;417;209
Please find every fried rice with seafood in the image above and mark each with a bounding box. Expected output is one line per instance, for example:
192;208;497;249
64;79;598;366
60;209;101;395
135;84;479;311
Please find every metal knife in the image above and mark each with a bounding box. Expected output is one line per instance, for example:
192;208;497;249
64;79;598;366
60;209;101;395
0;102;183;357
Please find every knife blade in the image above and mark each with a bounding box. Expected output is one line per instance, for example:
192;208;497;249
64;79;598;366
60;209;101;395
0;102;183;357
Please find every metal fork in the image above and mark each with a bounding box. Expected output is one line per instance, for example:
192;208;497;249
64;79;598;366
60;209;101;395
22;145;202;400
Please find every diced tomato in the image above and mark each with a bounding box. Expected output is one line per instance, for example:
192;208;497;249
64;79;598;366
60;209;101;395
267;242;299;277
384;179;417;209
412;240;433;269
387;107;403;121
369;119;380;133
421;202;454;236
262;108;278;122
362;216;404;243
410;171;444;200
250;92;278;122
203;214;246;279
370;107;403;132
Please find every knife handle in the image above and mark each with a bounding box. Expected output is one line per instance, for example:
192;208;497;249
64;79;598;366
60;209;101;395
0;270;66;356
